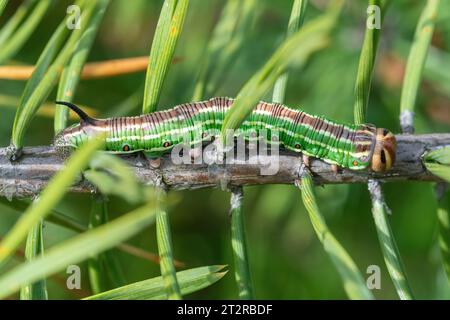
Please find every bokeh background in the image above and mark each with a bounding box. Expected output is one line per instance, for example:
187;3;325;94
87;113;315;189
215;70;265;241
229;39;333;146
1;0;450;299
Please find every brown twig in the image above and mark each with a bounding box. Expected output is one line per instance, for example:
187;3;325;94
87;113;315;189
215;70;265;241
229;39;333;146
0;95;98;118
0;198;185;267
1;236;91;299
0;56;182;80
0;134;448;199
118;243;185;268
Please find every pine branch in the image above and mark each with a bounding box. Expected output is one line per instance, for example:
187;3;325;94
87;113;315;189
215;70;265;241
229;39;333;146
0;133;448;199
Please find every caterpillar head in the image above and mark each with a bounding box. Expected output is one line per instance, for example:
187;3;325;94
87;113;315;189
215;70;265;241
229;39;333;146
370;128;396;172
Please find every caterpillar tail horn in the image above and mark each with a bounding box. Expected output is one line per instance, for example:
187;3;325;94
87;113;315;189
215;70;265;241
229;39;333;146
55;101;98;125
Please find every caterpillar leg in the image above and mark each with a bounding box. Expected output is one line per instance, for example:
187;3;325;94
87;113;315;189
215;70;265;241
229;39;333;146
302;154;310;167
142;151;168;190
149;157;161;169
331;164;339;174
143;151;162;169
204;137;231;164
189;145;203;164
301;154;340;173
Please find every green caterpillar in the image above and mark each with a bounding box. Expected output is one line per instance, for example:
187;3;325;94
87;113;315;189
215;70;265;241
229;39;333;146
54;97;396;172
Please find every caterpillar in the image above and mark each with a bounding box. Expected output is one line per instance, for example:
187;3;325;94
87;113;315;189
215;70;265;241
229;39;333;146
54;97;396;172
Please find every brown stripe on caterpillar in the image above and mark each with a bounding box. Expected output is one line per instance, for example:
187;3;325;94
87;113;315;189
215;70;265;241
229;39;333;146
213;97;233;112
176;102;194;121
126;116;132;135
320;120;329;139
330;123;344;143
352;124;377;161
189;102;200;115
300;113;314;127
154;110;164;125
262;101;271;113
270;103;284;120
278;103;293;122
316;116;327;134
167;108;179;125
294;110;305;126
209;97;223;111
141;114;151;132
291;111;358;143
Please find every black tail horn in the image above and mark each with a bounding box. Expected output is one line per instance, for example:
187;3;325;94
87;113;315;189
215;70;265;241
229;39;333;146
55;101;96;125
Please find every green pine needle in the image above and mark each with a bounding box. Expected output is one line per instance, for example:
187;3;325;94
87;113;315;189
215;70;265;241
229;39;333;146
300;172;374;300
272;0;308;104
85;265;227;300
10;0;97;154
0;198;159;299
19;218;48;300
0;0;8;17
353;0;385;125
156;204;182;300
192;0;258;101
400;0;440;133
368;181;414;299
0;0;36;47
142;0;189;113
0;134;105;267
436;184;450;284
220;2;342;143
423;146;450;182
55;0;110;134
230;187;254;299
0;0;52;65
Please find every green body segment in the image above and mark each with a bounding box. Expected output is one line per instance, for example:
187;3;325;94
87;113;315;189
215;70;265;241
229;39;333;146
58;97;376;170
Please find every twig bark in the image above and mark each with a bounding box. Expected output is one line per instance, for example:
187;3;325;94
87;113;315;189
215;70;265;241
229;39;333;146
0;133;449;199
0;56;182;80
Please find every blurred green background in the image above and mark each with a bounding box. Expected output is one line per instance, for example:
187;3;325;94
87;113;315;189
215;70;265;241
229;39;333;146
1;0;450;299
